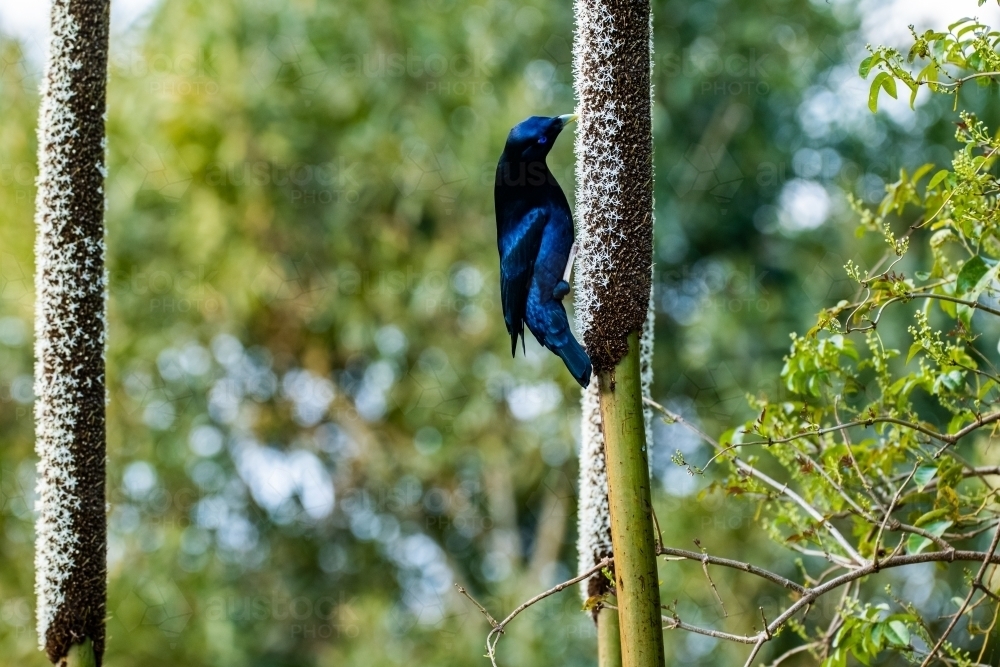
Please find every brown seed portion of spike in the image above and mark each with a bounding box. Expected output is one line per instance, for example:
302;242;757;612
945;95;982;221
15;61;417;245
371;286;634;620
34;0;110;664
574;0;654;372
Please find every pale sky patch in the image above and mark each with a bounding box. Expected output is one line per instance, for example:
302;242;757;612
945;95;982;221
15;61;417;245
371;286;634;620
0;0;158;62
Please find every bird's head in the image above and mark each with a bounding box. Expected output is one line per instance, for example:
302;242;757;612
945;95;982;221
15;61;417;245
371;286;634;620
503;114;577;162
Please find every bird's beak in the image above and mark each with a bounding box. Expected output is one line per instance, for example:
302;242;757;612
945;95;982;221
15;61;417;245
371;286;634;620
558;113;579;127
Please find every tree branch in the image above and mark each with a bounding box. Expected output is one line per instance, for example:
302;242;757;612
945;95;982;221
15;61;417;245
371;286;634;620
644;398;866;566
657;546;807;594
919;524;1000;667
457;557;614;667
649;547;1000;665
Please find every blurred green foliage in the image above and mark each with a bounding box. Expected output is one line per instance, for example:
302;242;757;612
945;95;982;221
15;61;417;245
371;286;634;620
2;0;998;665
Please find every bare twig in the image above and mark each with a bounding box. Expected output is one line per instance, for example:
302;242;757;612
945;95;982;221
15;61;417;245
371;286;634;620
607;602;759;644
743;637;767;667
833;398;887;512
947;520;1000;542
657;546;807;594
455;585;498;628
763;643;814;667
664;614;756;644
758;606;772;639
651;506;664;551
873;464;920;570
903;292;1000;319
783;542;856;568
919;523;1000;667
694;540;728;617
976;589;1000;664
458;557;613;667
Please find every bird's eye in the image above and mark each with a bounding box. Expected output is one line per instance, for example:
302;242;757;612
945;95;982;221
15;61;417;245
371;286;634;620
538;136;548;145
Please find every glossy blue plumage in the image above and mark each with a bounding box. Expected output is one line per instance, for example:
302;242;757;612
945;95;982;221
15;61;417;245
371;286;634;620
494;115;592;387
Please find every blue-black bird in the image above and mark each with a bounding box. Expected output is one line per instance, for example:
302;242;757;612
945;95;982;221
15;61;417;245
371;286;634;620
494;114;593;387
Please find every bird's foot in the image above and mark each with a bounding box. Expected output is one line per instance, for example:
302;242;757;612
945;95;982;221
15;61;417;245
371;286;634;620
552;280;570;300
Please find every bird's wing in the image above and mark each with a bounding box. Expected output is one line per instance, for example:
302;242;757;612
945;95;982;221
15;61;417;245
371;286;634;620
500;207;548;356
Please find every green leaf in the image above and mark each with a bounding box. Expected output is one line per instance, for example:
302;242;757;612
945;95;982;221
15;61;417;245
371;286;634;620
957;23;984;38
914;464;937;490
916;62;938;84
869;73;891;112
882;75;897;99
948;17;976;31
912;163;934;183
915;508;951;526
926;520;952;537
927;169;950;190
906;533;930;555
868;81;881;113
823;647;848;667
907;520;952;554
957;256;989;295
859;55;875;78
884;620;910;646
868;72;899;113
870;623;883;649
957;256;1000;327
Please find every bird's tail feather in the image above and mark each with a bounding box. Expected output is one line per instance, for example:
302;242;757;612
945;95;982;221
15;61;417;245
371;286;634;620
555;336;592;388
511;326;526;357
